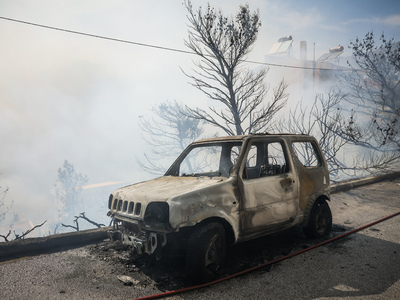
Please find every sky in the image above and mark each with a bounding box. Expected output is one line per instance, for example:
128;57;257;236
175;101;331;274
0;0;399;225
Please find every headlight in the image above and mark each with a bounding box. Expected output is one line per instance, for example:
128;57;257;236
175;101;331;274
144;202;169;225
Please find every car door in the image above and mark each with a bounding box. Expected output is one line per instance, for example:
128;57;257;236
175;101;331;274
238;138;299;239
291;139;330;211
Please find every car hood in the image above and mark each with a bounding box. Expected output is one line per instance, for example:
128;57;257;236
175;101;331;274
112;175;229;204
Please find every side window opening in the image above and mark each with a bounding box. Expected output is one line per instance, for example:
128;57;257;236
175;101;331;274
292;142;321;168
243;141;288;179
263;142;288;176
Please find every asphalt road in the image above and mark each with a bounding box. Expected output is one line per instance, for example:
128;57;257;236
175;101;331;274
1;178;399;300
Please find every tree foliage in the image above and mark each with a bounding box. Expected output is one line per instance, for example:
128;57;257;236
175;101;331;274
343;32;400;148
54;160;88;222
183;1;288;135
138;100;203;175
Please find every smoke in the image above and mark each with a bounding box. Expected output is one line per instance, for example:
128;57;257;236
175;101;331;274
0;0;399;234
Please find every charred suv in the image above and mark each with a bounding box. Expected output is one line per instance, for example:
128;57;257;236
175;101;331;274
107;134;332;282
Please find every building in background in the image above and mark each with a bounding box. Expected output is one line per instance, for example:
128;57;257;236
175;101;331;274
265;36;348;101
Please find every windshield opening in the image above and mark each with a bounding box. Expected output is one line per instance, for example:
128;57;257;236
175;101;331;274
166;142;243;178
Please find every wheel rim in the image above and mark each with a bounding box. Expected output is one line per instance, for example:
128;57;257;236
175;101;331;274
205;233;222;272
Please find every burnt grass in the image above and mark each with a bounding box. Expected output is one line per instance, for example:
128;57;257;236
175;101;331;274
88;224;348;292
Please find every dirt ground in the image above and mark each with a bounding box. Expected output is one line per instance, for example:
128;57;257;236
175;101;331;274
1;178;399;300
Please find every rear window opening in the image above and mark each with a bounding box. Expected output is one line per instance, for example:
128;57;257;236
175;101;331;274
292;142;321;168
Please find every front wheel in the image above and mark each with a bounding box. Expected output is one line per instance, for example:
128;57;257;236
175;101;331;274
185;222;226;283
303;199;332;238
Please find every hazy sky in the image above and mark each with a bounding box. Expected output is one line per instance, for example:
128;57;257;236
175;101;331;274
0;0;399;222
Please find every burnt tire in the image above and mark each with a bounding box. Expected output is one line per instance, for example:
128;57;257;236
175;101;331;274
185;222;226;283
303;199;332;238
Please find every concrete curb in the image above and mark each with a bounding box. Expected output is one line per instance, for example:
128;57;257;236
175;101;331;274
0;227;110;262
1;172;399;262
330;171;400;194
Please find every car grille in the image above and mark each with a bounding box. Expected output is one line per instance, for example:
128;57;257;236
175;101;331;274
112;198;142;216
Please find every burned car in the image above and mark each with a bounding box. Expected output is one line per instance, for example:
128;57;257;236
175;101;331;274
107;134;332;282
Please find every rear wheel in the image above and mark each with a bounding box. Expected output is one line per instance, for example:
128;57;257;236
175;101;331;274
304;199;332;238
186;222;226;283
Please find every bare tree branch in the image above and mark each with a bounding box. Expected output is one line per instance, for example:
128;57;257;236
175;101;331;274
77;212;105;228
14;221;47;240
62;212;105;232
0;230;11;242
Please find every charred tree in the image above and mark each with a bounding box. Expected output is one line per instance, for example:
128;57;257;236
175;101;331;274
183;1;288;136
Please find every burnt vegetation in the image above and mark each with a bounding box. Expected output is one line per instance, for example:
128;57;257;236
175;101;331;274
61;212;106;232
0;221;47;242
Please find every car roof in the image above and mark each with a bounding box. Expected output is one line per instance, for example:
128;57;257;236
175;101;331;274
192;133;314;144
